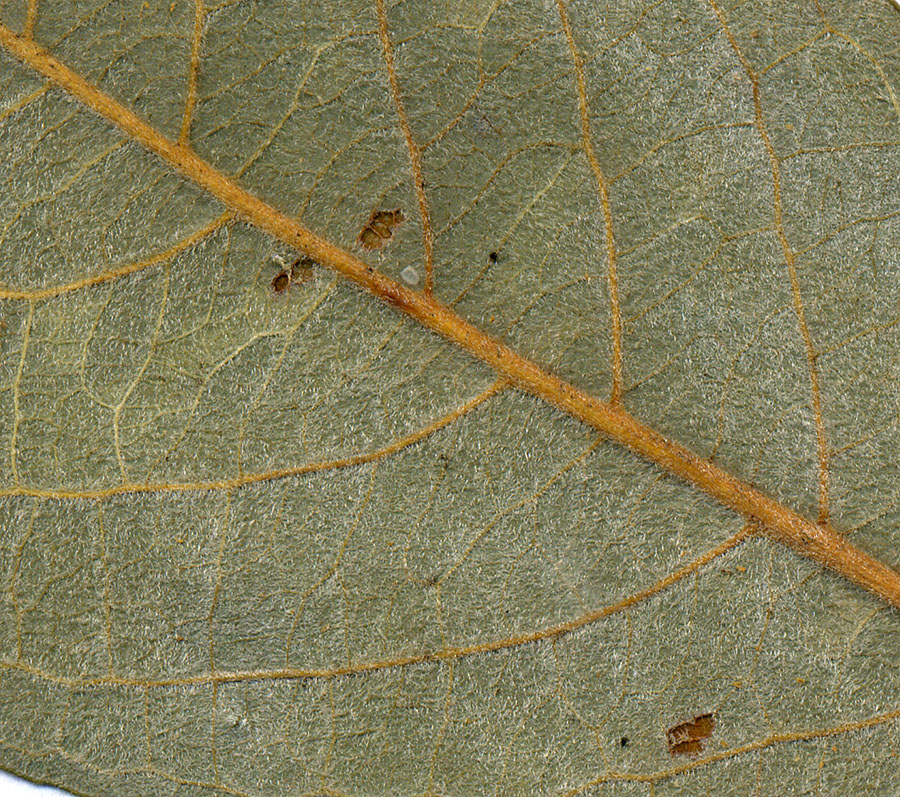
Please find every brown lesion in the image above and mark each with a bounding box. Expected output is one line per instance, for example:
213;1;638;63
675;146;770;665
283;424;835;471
270;270;291;293
357;208;405;251
666;712;716;757
270;256;315;295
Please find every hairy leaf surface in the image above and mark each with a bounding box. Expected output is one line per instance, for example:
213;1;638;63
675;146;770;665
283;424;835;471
1;1;900;795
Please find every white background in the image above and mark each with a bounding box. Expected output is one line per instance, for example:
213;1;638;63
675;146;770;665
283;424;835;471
0;770;71;795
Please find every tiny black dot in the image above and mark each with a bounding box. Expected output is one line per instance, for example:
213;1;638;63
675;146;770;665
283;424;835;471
620;736;629;748
488;251;498;263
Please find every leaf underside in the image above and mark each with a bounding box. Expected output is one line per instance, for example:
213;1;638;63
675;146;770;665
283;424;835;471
2;1;900;795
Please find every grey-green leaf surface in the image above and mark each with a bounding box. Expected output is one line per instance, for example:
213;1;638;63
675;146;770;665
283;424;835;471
2;1;900;795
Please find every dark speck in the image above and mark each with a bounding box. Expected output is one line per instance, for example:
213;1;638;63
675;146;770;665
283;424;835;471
489;251;498;263
620;737;629;748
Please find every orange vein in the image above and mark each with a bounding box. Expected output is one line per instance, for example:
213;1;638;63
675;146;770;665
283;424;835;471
0;213;230;301
707;0;830;524
8;301;32;485
0;526;750;687
24;0;38;38
1;25;899;609
97;505;114;674
557;0;624;406
208;490;229;788
9;502;38;660
0;83;47;126
0;379;505;500
812;10;900;124
375;0;435;295
179;0;205;145
0;737;255;797
564;704;900;793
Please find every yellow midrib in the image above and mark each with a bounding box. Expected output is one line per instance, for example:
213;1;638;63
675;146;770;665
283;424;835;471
1;24;899;611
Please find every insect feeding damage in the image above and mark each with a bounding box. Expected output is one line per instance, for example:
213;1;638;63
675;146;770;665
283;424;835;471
271;270;291;293
270;256;314;295
666;712;716;757
358;208;404;250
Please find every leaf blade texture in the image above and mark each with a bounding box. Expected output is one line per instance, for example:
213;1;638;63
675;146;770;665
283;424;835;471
1;1;900;795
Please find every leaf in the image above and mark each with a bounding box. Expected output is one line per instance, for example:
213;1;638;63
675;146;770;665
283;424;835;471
1;1;900;795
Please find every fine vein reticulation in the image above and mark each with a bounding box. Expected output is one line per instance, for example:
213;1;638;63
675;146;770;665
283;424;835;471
1;22;900;615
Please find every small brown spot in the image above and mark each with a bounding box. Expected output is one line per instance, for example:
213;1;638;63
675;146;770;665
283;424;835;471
369;217;392;237
358;228;382;250
358;208;404;250
270;257;314;295
290;257;314;285
666;713;715;758
489;251;498;263
271;270;291;293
